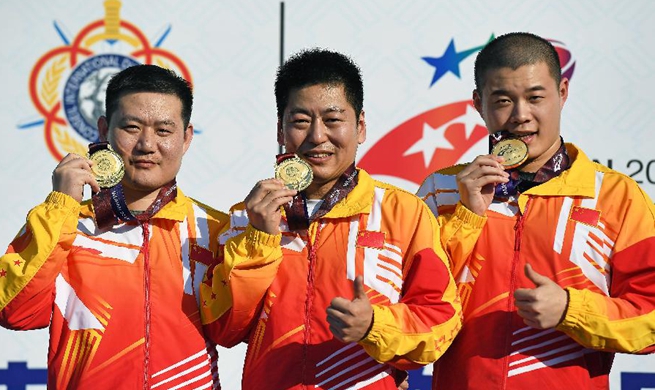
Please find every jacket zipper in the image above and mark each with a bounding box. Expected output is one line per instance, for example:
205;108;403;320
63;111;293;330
142;221;151;389
502;197;531;389
301;223;323;388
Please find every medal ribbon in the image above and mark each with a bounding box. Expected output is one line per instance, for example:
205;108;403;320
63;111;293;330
92;180;177;229
275;153;295;165
311;164;358;220
491;133;570;198
93;183;134;229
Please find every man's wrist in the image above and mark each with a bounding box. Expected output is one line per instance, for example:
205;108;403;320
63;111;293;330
359;311;375;341
454;202;487;227
556;288;570;326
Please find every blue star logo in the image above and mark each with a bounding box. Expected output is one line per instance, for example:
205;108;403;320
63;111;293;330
422;34;495;87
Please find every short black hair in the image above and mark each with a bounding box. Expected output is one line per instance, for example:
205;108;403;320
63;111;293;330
275;48;364;119
105;64;193;127
474;32;562;91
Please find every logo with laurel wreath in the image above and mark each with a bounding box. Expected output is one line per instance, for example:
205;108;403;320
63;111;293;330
22;0;192;160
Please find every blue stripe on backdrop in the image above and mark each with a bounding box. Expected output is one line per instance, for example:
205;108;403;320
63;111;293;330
621;372;655;390
0;362;47;390
408;368;432;389
2;364;655;389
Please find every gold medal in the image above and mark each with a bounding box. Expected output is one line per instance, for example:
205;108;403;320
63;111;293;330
275;155;313;191
491;138;528;170
88;145;125;188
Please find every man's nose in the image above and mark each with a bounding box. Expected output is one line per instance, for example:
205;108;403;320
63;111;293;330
510;100;531;124
306;119;328;144
136;129;156;151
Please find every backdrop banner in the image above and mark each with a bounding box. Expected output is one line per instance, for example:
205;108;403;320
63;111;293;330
1;1;654;389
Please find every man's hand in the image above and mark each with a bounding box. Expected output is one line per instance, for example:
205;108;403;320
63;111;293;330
327;276;373;342
514;264;568;329
52;154;100;203
244;178;297;235
456;154;508;216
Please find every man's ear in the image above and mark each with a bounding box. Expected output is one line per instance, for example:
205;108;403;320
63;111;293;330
559;77;569;108
357;110;366;144
183;123;194;154
277;118;284;146
472;89;483;115
97;116;109;142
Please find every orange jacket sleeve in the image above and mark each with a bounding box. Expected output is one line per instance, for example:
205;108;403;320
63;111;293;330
201;214;283;347
0;192;80;329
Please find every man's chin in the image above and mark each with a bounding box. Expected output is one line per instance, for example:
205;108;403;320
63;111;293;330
122;181;167;194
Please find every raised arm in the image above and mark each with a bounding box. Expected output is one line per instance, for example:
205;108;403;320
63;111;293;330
200;179;296;346
0;154;96;328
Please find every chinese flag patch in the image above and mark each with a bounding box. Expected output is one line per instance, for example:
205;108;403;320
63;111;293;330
191;244;219;266
357;231;385;249
570;206;601;227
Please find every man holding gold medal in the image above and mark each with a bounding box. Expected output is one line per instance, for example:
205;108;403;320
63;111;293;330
200;48;461;389
0;65;227;389
417;32;655;389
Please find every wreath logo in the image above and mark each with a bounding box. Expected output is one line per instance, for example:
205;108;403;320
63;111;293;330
25;0;192;160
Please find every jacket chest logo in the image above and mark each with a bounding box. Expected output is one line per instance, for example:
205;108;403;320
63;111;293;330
356;230;386;249
569;206;601;227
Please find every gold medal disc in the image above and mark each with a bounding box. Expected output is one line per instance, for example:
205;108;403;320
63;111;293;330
491;138;529;170
88;147;125;188
275;156;313;191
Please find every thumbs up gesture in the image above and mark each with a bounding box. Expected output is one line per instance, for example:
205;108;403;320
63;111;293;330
326;276;374;342
514;264;568;329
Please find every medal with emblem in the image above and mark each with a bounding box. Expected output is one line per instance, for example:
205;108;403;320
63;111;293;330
87;144;125;188
491;138;529;170
275;155;313;191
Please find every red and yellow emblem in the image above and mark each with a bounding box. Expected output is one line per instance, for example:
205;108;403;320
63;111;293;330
26;0;192;160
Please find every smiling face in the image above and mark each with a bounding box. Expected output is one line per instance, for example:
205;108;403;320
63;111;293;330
474;61;568;172
278;83;366;199
97;91;193;205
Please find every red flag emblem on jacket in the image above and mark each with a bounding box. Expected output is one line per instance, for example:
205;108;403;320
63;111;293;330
570;206;601;227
